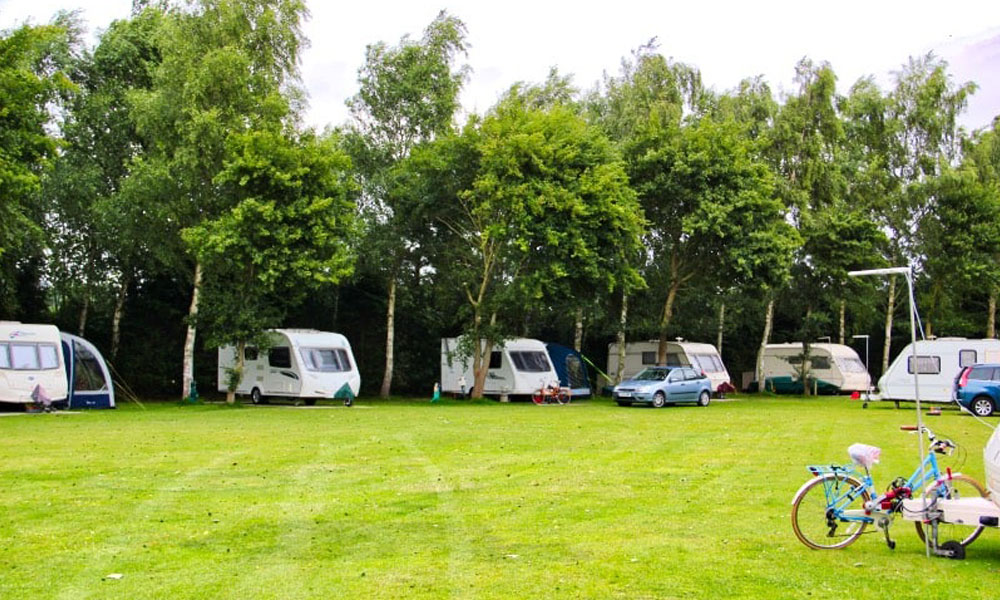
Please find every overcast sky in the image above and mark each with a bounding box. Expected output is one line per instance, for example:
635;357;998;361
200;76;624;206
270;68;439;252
2;0;999;131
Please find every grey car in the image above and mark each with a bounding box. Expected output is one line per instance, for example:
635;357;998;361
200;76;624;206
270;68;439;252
613;366;712;408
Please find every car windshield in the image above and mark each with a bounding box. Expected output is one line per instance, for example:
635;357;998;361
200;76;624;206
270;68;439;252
633;368;670;381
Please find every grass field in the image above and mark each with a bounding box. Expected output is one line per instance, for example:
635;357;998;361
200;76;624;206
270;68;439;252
2;395;999;599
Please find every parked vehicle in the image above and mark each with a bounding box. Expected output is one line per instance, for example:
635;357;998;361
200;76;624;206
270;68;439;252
612;366;712;408
954;363;1000;417
217;329;360;404
0;322;68;407
441;337;559;398
606;340;731;395
878;338;1000;404
759;343;870;394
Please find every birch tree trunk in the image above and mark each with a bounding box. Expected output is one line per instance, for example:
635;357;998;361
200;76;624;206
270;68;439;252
882;275;896;376
615;291;628;385
988;288;997;339
716;301;725;355
111;275;129;359
573;307;584;352
78;295;89;337
838;298;846;345
380;278;396;398
181;262;202;401
472;312;497;398
756;297;774;390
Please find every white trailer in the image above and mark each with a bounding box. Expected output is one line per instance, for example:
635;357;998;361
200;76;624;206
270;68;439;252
441;337;559;397
760;343;870;394
877;338;1000;403
0;322;68;406
218;329;360;404
606;340;732;393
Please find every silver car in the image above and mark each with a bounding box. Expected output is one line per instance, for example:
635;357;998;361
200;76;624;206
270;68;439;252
613;366;712;408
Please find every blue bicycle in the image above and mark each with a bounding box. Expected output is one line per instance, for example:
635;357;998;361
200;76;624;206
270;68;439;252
791;425;987;552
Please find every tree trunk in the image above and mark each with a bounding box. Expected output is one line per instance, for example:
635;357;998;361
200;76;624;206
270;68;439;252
78;294;89;337
882;275;896;376
756;297;774;390
380;278;396;398
988;288;997;339
615;291;628;385
657;281;680;364
111;275;129;359
471;312;497;398
181;262;202;401
573;307;584;352
716;301;725;355
227;339;245;405
838;298;846;345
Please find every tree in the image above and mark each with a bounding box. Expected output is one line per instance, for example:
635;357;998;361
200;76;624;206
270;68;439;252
45;8;163;347
423;93;645;398
184;130;358;404
347;11;469;398
129;0;308;399
0;14;79;317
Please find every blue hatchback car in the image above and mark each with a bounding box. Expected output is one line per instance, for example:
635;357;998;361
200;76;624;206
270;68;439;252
954;363;1000;417
612;366;712;408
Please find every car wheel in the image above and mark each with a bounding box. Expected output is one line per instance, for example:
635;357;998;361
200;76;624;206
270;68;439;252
697;390;710;407
652;391;666;408
971;396;995;417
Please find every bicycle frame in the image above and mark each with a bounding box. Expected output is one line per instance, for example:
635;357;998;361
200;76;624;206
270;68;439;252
801;450;944;527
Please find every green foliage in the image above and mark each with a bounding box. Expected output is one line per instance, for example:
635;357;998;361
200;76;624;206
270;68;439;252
184;130;358;351
0;14;80;315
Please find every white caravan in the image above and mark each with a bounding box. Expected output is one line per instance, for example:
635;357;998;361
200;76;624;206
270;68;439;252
0;322;68;406
606;340;731;393
441;337;559;397
218;329;360;404
877;338;1000;403
760;343;870;394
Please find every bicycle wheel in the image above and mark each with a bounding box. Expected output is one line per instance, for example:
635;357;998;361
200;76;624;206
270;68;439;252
531;391;544;405
914;474;987;548
791;473;871;550
556;390;570;405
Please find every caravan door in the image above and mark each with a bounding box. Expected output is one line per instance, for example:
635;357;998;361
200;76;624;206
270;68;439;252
265;346;301;396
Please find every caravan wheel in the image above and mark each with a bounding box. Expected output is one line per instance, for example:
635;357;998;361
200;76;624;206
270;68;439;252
250;387;267;405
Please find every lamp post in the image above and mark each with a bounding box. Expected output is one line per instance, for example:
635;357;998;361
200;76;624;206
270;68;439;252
848;265;928;556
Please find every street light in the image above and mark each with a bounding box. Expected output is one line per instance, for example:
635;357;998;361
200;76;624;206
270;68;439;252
848;265;928;556
817;336;831;343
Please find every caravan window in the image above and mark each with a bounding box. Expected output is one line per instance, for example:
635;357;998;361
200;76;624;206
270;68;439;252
300;348;352;373
811;356;832;370
959;349;977;368
0;343;8;368
907;355;941;374
693;353;724;373
489;351;502;369
268;347;292;369
7;343;59;370
641;351;657;365
509;351;551;372
244;347;259;361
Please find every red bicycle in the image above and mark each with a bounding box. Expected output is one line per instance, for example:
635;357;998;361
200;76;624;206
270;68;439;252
532;383;571;405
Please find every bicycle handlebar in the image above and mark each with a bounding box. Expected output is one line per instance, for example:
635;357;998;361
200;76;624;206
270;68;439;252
899;425;918;431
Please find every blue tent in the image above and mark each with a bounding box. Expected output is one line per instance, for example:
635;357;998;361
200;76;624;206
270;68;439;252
60;333;115;409
545;343;591;398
